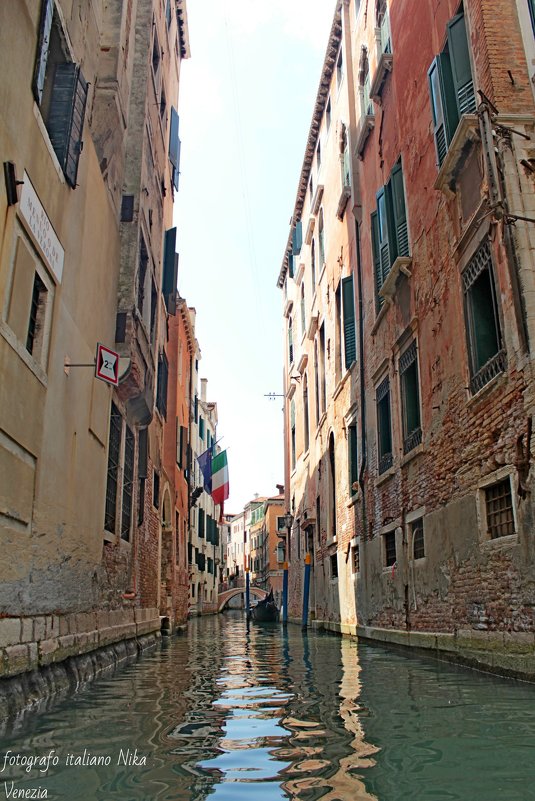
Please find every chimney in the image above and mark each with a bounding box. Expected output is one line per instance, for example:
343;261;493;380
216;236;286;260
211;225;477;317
201;378;207;402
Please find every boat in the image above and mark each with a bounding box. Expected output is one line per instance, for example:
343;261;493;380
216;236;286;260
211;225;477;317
250;590;279;623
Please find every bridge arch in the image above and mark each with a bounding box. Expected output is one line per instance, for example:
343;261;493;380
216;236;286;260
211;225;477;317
218;586;267;612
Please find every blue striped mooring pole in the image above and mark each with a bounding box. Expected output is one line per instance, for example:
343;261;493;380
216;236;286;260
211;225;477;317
302;553;311;630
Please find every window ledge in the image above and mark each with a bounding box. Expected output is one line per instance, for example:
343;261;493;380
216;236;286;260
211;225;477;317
312;184;324;215
370;53;393;101
0;321;48;387
434;114;480;197
283;298;293;318
295;262;305;286
305;216;315;245
347;492;360;509
375;465;395;487
480;533;518;550
297;352;308;374
379;256;412;300
401;442;425;467
306;314;319;340
355;114;375;157
371;298;391;336
333;363;355;400
466;366;507;409
336;185;352;220
315;412;327;436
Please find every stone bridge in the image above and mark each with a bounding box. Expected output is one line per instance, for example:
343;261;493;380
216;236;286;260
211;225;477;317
217;586;267;612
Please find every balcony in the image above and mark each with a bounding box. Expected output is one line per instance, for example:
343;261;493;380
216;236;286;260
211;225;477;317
434;114;480;197
355;114;375;157
370;51;393;101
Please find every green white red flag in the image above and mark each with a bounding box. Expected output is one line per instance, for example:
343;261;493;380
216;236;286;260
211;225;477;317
211;450;229;506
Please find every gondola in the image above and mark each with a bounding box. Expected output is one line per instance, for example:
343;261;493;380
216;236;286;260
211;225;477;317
250;589;279;623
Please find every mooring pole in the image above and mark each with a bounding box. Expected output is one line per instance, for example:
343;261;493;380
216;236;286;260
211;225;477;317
245;568;250;618
282;560;289;626
302;553;311;631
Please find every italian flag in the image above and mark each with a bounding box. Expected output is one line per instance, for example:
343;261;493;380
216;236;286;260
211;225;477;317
211;450;229;506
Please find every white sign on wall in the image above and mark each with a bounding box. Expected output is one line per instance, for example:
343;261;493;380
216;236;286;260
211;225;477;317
19;171;65;284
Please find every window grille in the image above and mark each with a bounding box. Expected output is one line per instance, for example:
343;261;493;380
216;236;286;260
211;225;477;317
384;530;396;567
485;479;515;539
412;519;425;559
330;553;338;578
352;544;360;573
121;426;135;540
105;404;122;532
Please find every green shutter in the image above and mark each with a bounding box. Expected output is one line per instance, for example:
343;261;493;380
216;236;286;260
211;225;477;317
198;508;205;538
428;53;459;166
447;13;476;115
348;424;358;490
342;275;356;369
376;188;392;283
371;211;383;308
162;228;178;314
169;107;181;191
390;162;409;258
47;63;88;188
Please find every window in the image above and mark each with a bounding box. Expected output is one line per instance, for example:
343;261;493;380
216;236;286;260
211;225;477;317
330;552;338;579
33;0;88;188
199;416;205;441
383;530;396;567
311;239;316;289
303;373;310;454
121;426;135;541
169;107;181;191
300;284;306;336
290;400;296;471
359;47;373;117
105;403;122;533
318;208;325;266
26;274;47;356
309;175;314;201
530;0;535;35
194;394;198;423
371;161;409;304
288;316;294;365
319;324;326;415
485;478;515;539
376;376;393;474
316;140;321;170
348;422;358;494
342;276;356;369
198;507;205;538
352;543;360;573
336;48;343;88
156;352;169;418
335;283;342;383
162;227;178;314
428;11;476;167
377;0;392;54
462;239;505;393
137;236;148;320
152;29;161;76
159;84;167;120
412;519;425;559
153;470;160;508
314;340;320;425
399;340;422;453
326;97;331;131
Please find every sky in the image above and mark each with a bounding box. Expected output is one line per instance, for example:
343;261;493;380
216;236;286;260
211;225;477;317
175;0;337;513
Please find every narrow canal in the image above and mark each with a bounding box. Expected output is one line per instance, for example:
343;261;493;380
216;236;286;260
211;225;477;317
1;612;535;800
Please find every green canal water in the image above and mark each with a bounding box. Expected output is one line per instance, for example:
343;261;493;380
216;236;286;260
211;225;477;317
1;611;535;800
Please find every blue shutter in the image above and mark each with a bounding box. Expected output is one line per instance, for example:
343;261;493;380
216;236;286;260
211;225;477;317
47;64;88;188
342;275;356;369
33;0;54;104
162;227;178;313
169;106;181;191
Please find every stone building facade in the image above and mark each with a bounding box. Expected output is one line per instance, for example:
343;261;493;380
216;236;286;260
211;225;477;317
0;0;190;681
280;0;535;679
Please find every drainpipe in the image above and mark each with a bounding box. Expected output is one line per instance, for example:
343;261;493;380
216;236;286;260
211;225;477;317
355;219;369;626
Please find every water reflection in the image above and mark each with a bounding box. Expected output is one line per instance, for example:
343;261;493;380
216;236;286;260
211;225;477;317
0;613;535;800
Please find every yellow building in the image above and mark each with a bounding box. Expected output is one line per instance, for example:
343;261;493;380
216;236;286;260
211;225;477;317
0;0;189;681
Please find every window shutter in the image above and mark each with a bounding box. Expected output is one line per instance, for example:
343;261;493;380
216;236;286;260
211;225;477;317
371;211;382;306
292;221;302;255
447;13;476;115
181;425;188;467
47;64;88;188
428;55;458;166
390;162;409;257
342;275;356;369
169;106;181;191
176;418;181;466
288;248;294;279
376;188;392;284
198;508;205;538
33;0;54;104
162;227;178;314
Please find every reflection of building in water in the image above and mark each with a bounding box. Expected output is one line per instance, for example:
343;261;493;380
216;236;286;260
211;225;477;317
279;635;379;800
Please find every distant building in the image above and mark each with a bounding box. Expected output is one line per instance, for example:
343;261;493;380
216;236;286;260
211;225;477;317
279;0;535;679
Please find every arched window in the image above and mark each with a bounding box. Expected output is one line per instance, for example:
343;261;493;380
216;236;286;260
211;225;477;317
359;46;372;116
